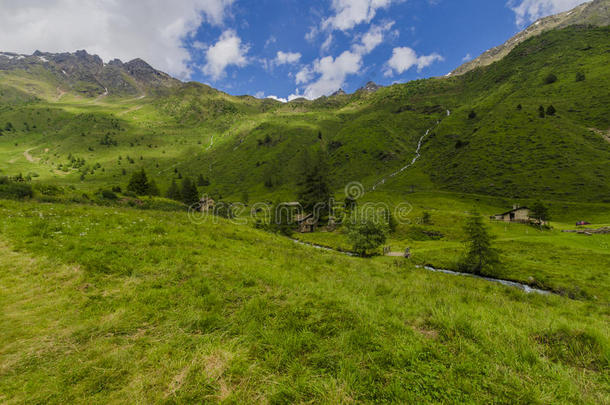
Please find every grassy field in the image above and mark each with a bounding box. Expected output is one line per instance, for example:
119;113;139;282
0;200;608;404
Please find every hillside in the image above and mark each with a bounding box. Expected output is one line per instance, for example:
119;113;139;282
0;26;609;203
1;200;608;403
450;0;610;76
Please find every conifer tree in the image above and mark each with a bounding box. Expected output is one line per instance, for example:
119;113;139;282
297;150;332;216
166;179;181;201
181;177;199;206
460;211;500;275
127;169;150;195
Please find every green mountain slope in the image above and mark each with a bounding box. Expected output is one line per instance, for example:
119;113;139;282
0;26;608;202
450;0;610;76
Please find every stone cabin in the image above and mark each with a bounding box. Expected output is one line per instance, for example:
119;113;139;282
491;205;530;223
199;196;215;212
295;213;318;233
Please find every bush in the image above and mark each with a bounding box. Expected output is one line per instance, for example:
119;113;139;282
575;72;585;82
346;214;388;256
100;189;118;200
544;73;557;84
0;182;34;199
546;105;556;116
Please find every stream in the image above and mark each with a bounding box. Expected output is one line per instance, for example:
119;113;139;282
292;238;552;295
371;110;451;191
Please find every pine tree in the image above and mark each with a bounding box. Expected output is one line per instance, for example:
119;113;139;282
148;180;160;196
460;211;500;275
127;169;150;195
181;177;199;206
166;179;181;201
546;105;556;116
538;105;546;118
297;150;332;216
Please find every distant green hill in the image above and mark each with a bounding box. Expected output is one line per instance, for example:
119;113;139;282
0;26;608;202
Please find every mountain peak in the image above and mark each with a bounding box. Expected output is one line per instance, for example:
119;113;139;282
450;0;610;76
358;81;382;93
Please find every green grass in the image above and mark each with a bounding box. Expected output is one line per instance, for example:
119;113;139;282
0;200;608;403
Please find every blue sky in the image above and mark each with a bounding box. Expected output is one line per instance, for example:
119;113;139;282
181;0;588;100
0;0;590;100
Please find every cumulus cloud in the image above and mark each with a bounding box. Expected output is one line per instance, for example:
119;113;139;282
322;0;395;31
352;21;395;54
384;47;443;76
507;0;589;26
294;20;395;100
275;51;301;65
0;0;234;79
202;30;249;81
293;51;362;100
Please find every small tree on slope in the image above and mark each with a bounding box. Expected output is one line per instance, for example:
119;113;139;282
459;211;500;276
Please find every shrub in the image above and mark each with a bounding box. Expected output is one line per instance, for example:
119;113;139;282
544;73;557;84
546;105;556;116
346;214;388;256
100;189;118;200
575;71;585;82
0;182;34;200
468;110;477;119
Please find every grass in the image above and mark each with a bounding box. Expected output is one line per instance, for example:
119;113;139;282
0;200;608;403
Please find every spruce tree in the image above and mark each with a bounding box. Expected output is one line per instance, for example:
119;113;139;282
127;169;150;195
181;177;199;206
460;211;500;275
297;150;332;216
148;180;160;196
166;179;181;201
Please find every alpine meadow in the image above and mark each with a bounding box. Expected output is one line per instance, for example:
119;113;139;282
0;0;609;404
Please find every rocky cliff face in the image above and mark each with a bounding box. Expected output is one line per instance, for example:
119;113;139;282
0;49;180;97
450;0;609;76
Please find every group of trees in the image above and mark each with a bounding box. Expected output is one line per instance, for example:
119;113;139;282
538;105;556;118
127;169;159;196
166;177;200;206
125;168;210;207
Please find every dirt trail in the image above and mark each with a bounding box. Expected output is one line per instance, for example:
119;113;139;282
23;148;40;163
55;87;67;101
589;128;610;143
118;105;143;116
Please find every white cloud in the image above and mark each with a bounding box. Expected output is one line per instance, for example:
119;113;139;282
0;0;234;79
507;0;589;26
462;53;472;62
300;50;362;99
352;21;395;55
323;0;395;31
294;20;394;100
384;47;443;76
254;92;288;103
202;30;249;81
275;51;301;65
295;66;314;85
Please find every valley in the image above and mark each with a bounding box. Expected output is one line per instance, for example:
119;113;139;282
0;1;609;403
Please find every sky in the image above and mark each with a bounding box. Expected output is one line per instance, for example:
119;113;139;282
0;0;591;101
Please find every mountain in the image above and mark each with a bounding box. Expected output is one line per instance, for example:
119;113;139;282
357;81;383;93
450;0;610;76
0;13;608;203
0;49;180;97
